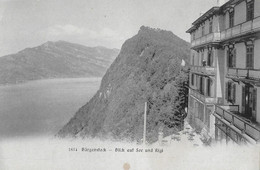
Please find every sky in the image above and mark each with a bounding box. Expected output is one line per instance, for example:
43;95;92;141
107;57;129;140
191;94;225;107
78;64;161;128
0;0;217;57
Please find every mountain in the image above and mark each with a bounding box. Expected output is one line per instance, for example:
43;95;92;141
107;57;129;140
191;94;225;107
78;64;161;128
0;41;119;84
57;26;190;143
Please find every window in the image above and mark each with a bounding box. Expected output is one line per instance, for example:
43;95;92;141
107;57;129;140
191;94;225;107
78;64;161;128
232;83;236;103
201;52;205;66
209;20;213;33
247;0;254;21
227;82;231;102
207;50;213;66
227;48;236;68
242;86;246;113
225;82;236;103
199;76;205;95
253;88;257;113
191;74;195;86
242;86;257;121
229;11;234;28
246;45;254;69
196;75;200;90
206;78;212;97
202;25;205;36
193;33;195;40
196;52;201;66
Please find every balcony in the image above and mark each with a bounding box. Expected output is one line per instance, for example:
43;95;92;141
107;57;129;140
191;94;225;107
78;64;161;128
190;88;217;104
191;32;221;48
227;68;260;86
190;65;216;76
220;16;260;41
214;105;260;143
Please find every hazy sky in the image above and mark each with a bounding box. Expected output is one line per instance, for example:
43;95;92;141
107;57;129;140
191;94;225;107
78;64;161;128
0;0;216;56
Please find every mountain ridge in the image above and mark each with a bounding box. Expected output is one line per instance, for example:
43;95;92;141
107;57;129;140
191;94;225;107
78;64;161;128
0;41;119;84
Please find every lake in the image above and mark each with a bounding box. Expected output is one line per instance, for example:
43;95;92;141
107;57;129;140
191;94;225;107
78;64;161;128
0;78;101;139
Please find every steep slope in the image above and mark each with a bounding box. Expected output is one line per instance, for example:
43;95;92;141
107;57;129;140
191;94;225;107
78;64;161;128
0;41;119;84
57;26;190;143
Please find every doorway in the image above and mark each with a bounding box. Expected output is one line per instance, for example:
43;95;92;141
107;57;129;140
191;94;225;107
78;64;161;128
242;85;257;121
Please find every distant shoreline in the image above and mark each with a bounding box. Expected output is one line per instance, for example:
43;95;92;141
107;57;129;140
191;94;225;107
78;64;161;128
0;77;102;87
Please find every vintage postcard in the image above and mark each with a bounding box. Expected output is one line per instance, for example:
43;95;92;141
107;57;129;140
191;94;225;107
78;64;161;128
0;0;259;169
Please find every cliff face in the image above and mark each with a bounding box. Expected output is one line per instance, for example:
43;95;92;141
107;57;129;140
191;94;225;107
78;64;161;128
0;41;119;84
58;26;190;143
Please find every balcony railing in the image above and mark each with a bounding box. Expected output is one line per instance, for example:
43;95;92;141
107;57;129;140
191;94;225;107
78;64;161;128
191;16;260;48
215;105;260;142
190;88;217;104
191;65;216;76
227;68;260;80
191;32;221;47
221;16;260;41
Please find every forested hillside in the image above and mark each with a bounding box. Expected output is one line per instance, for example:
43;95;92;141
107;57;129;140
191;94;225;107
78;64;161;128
58;26;190;143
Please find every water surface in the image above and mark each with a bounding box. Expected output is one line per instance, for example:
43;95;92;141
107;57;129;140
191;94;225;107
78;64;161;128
0;78;101;139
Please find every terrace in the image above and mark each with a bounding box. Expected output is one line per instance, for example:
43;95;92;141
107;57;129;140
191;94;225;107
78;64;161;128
214;105;260;144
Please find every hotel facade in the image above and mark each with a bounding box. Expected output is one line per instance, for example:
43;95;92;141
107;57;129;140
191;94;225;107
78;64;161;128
186;0;260;144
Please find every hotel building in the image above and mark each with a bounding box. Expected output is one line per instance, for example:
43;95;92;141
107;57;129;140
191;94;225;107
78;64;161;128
186;0;260;144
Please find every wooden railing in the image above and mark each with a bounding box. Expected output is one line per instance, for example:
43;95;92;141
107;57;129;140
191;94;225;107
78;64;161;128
191;16;260;48
220;16;260;41
191;65;216;76
227;68;260;80
215;105;260;142
191;32;221;47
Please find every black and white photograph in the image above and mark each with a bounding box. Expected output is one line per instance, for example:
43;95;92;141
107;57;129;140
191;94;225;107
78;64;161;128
0;0;259;169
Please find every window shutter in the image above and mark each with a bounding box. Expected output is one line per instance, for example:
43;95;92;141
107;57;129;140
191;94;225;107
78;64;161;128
207;78;211;97
232;83;236;103
196;75;199;90
192;74;194;86
246;47;249;68
207;51;210;66
242;86;245;113
226;50;229;68
233;49;236;68
253;88;257;112
225;82;228;101
211;50;214;66
202;77;205;95
251;46;254;68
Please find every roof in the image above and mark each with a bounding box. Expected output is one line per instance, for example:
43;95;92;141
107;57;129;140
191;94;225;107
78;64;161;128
186;7;220;33
186;25;196;34
192;7;220;25
186;0;246;34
